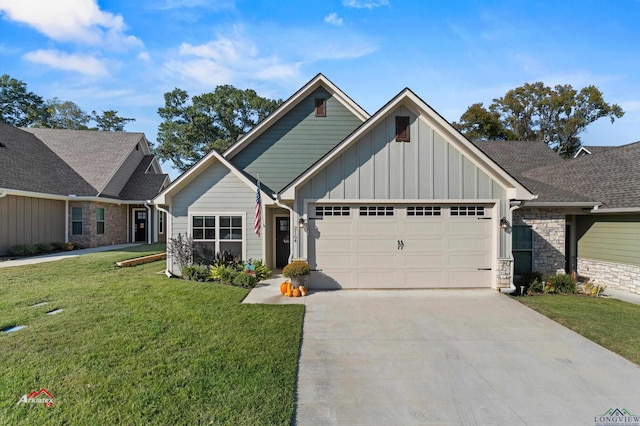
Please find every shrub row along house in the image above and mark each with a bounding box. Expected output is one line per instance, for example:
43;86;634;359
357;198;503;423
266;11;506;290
154;74;640;295
0;123;169;255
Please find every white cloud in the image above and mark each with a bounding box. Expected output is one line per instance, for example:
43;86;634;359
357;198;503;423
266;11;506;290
324;12;343;26
23;49;109;76
0;0;142;49
138;51;152;63
342;0;389;9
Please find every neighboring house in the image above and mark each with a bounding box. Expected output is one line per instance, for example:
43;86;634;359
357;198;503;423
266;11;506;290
154;74;640;294
0;123;170;255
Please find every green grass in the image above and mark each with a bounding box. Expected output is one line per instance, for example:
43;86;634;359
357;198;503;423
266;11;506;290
0;244;304;425
516;295;640;365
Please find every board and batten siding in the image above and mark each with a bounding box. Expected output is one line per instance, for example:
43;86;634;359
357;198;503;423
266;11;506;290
577;214;640;267
231;87;364;193
101;147;145;197
296;107;508;258
170;162;261;268
0;195;65;255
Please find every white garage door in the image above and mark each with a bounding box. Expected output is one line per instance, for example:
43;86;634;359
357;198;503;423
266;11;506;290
308;204;493;288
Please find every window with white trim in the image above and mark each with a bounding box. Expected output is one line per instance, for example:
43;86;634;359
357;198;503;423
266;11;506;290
158;211;165;234
450;206;485;216
407;206;441;216
359;206;394;216
191;214;244;262
315;206;350;217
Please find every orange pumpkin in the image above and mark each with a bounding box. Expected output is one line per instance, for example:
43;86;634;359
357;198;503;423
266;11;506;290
299;285;307;297
292;288;301;297
280;281;289;295
285;285;293;297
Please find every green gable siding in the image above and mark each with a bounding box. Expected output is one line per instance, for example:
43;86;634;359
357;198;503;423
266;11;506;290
577;214;640;267
231;87;363;193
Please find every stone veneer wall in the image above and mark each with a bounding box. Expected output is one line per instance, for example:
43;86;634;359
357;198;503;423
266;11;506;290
69;201;128;248
578;258;640;295
497;258;512;289
513;208;566;276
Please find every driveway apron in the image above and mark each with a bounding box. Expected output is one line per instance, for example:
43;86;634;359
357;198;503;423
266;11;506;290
294;289;640;425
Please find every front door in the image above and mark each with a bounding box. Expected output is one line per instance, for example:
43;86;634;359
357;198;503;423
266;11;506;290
135;210;147;242
275;217;290;268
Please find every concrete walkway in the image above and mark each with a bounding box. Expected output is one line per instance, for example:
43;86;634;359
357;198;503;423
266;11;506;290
0;243;142;268
289;289;640;425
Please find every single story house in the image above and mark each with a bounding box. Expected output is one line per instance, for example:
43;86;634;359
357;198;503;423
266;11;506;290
154;74;640;294
0;123;170;255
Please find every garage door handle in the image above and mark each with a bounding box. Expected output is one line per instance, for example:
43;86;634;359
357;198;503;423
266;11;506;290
397;240;404;250
477;268;492;270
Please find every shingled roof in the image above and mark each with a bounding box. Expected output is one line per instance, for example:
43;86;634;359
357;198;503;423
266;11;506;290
22;127;149;195
472;140;599;204
1;124;167;200
523;141;640;209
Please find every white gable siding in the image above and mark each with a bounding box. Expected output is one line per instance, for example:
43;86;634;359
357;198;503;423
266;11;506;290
170;161;262;270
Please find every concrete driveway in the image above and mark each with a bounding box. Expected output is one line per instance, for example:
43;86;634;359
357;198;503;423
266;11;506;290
293;289;640;425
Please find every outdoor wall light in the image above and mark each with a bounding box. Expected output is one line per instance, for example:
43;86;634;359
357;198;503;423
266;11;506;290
299;217;306;228
500;217;510;230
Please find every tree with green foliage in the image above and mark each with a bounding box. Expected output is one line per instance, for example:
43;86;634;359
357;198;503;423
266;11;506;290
453;82;624;156
40;98;91;130
0;74;50;127
91;110;136;132
156;85;283;172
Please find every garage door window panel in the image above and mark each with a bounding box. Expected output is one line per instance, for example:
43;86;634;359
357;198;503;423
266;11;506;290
359;206;394;216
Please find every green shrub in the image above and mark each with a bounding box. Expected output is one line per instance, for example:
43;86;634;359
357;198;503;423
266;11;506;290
237;259;272;282
517;271;543;291
217;266;240;285
544;274;577;294
52;242;68;251
182;264;209;282
233;272;259;289
36;243;55;253
527;278;544;294
8;244;39;257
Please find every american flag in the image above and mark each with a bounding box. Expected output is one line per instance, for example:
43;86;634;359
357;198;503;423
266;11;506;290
254;178;261;236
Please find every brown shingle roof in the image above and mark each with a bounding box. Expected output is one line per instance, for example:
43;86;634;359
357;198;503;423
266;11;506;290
119;155;168;200
22;127;147;194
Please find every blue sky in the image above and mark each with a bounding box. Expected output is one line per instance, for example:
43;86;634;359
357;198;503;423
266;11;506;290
1;0;639;179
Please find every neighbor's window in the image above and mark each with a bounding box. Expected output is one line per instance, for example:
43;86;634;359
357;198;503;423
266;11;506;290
395;116;410;142
72;207;83;235
315;98;327;117
96;208;105;235
158;211;165;234
513;225;533;275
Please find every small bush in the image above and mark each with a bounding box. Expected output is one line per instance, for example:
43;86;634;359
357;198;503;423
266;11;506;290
36;243;55;253
182;264;209;282
517;271;543;292
233;272;259;289
544;274;577;294
52;242;68;251
8;244;39;257
217;266;240;285
238;259;272;282
527;278;544;294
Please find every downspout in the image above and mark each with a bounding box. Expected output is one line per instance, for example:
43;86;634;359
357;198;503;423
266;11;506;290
156;204;173;277
274;194;294;264
500;201;522;294
65;199;69;243
144;202;152;244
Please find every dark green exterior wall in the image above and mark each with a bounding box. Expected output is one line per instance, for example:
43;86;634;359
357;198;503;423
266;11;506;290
577;214;640;267
230;87;363;193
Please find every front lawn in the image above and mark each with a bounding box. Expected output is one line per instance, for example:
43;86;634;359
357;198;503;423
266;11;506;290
517;295;640;365
0;244;304;425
